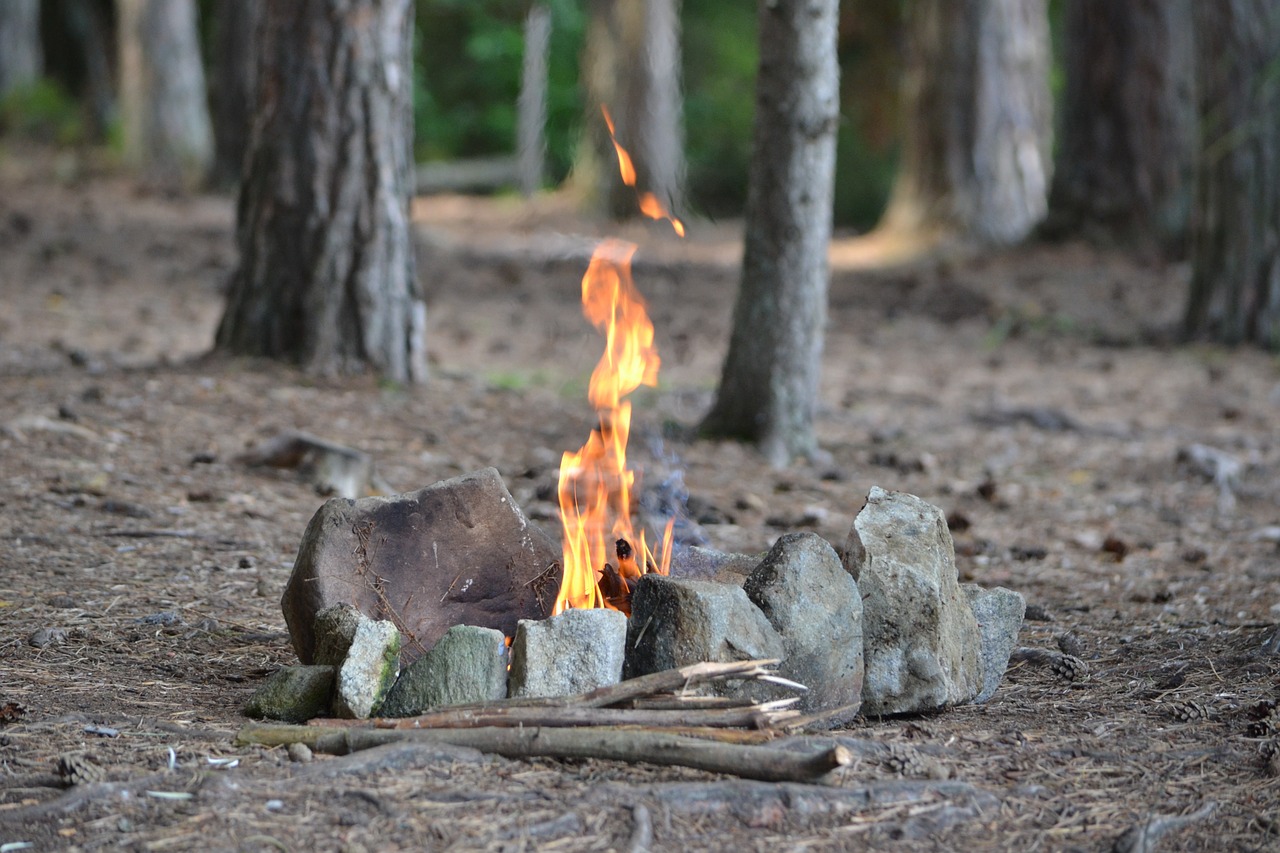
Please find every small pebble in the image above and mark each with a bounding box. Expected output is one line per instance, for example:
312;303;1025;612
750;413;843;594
286;742;313;763
47;594;77;609
265;799;285;812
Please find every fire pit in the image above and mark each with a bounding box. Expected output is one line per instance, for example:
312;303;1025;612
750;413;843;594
260;110;1024;729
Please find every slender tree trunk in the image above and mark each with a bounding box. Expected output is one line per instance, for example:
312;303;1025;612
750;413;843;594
117;0;214;188
881;0;1051;246
1044;0;1195;248
700;0;839;467
1184;1;1280;349
215;0;426;383
62;0;116;140
209;0;260;190
0;0;42;98
517;2;551;197
573;0;685;219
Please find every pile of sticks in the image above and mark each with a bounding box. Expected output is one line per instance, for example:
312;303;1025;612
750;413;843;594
238;659;856;784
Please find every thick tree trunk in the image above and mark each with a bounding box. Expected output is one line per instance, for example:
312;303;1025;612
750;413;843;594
1045;0;1195;247
117;0;214;188
700;0;839;467
215;0;426;383
1184;2;1280;349
574;0;685;219
0;0;42;97
209;0;260;190
517;3;551;197
881;0;1051;246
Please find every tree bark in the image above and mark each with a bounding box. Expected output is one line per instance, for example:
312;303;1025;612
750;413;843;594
517;3;551;197
215;0;426;383
117;0;214;188
880;0;1051;246
1184;2;1280;348
700;0;839;467
1045;0;1195;248
0;0;42;98
209;0;260;190
574;0;686;219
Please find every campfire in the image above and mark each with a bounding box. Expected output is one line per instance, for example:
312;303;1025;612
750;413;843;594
554;107;684;615
269;110;1027;781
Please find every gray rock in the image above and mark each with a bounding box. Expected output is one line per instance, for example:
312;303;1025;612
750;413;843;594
333;618;402;719
282;468;561;666
668;545;762;583
744;532;863;722
312;603;362;667
625;575;786;702
843;487;982;715
381;624;508;716
244;665;335;723
509;608;627;698
962;584;1025;703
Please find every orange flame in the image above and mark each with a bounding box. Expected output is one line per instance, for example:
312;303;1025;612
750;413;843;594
555;108;683;614
601;106;685;237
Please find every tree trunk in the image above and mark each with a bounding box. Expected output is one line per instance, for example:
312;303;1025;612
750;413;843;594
1044;0;1195;248
215;0;426;384
880;0;1051;246
1183;2;1280;348
209;0;260;190
117;0;214;188
700;0;839;467
517;3;551;197
61;0;116;141
0;0;42;98
573;0;685;219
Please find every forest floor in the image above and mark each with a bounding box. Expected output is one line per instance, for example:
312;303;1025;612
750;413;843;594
1;152;1279;851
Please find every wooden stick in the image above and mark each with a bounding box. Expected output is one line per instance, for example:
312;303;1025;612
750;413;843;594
237;723;851;784
374;698;799;731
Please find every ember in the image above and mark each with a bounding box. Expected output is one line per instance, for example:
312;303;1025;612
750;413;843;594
555;108;683;614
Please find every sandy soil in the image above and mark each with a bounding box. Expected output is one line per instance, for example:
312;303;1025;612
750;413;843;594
1;155;1278;851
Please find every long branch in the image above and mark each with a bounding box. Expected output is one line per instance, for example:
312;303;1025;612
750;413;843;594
237;723;850;784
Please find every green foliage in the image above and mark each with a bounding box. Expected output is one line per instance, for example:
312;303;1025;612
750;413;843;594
0;78;85;145
682;4;757;218
413;0;584;183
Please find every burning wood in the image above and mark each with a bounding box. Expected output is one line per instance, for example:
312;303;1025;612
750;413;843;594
554;107;683;615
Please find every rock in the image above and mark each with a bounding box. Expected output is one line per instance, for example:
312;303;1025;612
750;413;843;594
743;532;863;722
28;627;68;648
312;603;363;667
236;430;389;499
843;487;982;715
380;625;508;716
244;665;335;723
668;544;762;583
962;584;1025;703
624;575;785;702
282;468;562;666
333;617;402;719
509;609;627;698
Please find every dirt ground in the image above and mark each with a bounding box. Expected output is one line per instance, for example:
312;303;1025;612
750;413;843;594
1;152;1278;851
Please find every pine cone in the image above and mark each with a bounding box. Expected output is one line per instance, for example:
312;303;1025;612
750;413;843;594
1166;700;1212;722
57;754;105;786
1051;653;1089;681
1246;710;1280;738
1056;631;1085;658
881;744;935;777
